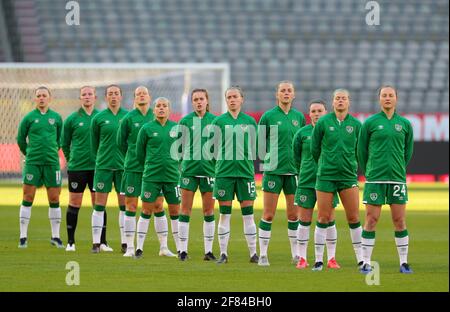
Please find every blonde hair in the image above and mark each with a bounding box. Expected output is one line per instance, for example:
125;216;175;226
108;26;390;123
153;97;171;107
276;80;295;92
133;86;150;108
333;88;350;99
134;86;150;98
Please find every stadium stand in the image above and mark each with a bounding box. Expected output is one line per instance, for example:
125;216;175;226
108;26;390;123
0;0;448;112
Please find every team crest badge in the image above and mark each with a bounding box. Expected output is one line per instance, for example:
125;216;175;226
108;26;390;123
153;132;158;136
48;118;55;125
395;124;402;132
71;182;78;189
329;126;335;131
218;190;226;197
144;192;151;198
370;193;378;201
378;125;383;130
292;120;299;126
34;119;39;123
182;178;190;185
277;121;282;125
240;124;248;131
300;195;307;202
346;126;354;134
79;122;84;127
268;181;276;189
97;182;104;190
170;131;177;138
26;174;33;181
127;186;134;193
134;123;140;127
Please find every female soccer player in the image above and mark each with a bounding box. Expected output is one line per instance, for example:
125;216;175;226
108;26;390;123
292;100;340;269
311;89;363;271
62;86;101;251
257;81;305;266
134;97;180;258
357;86;414;274
177;89;217;261
212;86;258;264
117;86;167;257
17;86;63;248
90;85;128;253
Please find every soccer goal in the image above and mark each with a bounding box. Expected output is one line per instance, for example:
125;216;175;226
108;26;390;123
0;62;230;180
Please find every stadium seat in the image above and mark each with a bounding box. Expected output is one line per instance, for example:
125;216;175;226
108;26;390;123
1;0;447;113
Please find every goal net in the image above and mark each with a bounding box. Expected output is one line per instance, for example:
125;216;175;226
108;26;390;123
0;63;230;181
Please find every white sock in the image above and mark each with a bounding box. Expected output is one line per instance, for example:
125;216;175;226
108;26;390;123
92;210;104;244
297;223;310;260
170;217;179;252
349;223;363;263
243;214;257;257
203;218;215;254
19;205;32;238
154;214;169;249
314;223;328;263
124;214;136;250
218;213;231;256
258;219;272;257
288;220;299;259
119;210;125;244
136;215;150;251
362;234;375;265
326;223;337;261
395;231;409;265
49;207;61;238
178;220;189;253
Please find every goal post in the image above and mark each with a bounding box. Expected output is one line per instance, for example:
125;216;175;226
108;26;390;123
0;62;230;181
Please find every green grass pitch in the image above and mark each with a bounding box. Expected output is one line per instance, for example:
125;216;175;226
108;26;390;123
0;183;448;292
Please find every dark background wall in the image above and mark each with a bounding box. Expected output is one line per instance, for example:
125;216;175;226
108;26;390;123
408;142;449;174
